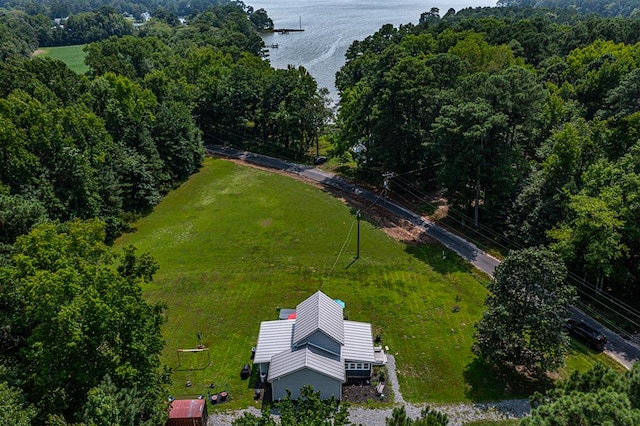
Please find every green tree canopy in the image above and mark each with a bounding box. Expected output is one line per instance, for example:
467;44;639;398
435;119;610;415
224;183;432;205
0;219;167;423
386;405;449;425
473;247;575;376
232;385;350;426
523;363;640;425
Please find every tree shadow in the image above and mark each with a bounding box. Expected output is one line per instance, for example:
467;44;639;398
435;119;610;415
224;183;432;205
405;242;475;276
341;203;478;277
247;364;261;389
463;357;554;402
334;165;381;184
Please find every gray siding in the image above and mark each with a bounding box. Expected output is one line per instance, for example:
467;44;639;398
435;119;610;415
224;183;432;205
346;368;372;378
271;368;342;400
296;330;341;355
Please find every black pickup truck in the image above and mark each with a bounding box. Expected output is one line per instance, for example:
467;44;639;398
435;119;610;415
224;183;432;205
566;319;607;351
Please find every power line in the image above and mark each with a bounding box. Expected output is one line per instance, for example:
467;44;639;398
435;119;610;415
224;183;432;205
392;174;515;244
388;177;516;253
326;218;356;279
567;271;640;321
207;134;640;333
385;170;640;331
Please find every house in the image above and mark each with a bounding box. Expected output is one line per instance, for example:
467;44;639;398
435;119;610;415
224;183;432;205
253;291;384;400
166;399;207;426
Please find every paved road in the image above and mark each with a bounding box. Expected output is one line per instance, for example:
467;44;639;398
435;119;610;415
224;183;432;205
206;145;640;369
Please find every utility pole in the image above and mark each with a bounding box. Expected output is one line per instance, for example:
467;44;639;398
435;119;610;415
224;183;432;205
346;210;362;269
356;210;361;259
382;172;394;206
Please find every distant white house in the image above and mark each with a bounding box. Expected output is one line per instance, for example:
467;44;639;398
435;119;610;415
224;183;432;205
52;17;67;29
140;12;151;22
253;291;385;400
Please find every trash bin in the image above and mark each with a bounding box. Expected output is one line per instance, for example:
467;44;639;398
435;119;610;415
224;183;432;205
241;364;251;379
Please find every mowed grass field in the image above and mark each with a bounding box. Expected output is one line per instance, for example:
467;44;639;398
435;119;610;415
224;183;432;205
115;157;622;409
37;44;88;74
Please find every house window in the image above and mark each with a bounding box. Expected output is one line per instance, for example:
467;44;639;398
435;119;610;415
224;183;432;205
346;362;372;370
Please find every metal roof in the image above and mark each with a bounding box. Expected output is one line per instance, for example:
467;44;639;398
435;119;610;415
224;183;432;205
293;291;344;346
343;320;376;363
168;399;205;419
267;346;345;382
253;320;295;364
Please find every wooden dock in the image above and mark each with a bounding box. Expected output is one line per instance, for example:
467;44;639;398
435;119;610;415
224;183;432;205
273;28;304;33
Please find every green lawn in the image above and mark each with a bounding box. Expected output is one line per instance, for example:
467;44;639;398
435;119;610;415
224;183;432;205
114;157;624;410
37;44;88;74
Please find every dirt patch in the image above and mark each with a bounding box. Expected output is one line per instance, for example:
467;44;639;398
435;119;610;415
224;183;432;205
342;380;382;404
32;49;46;56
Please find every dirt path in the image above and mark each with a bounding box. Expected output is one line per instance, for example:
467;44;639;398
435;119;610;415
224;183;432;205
385;354;404;404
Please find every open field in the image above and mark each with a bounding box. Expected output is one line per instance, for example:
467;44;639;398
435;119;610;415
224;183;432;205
115;157;624;410
36;44;88;74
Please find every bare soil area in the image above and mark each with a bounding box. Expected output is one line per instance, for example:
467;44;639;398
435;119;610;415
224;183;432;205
341;381;381;404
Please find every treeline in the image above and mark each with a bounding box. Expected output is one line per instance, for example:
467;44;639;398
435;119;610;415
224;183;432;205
0;55;203;246
335;7;640;317
499;0;640;17
0;6;134;52
0;1;331;423
1;0;230;19
0;1;329;250
0;1;274;49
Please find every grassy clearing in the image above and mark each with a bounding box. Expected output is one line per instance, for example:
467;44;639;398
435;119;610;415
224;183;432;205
115;157;625;410
562;340;627;373
37;44;88;74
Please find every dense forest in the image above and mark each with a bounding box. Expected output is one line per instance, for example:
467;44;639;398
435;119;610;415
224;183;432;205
0;0;239;20
2;0;640;423
0;0;273;48
499;0;640;17
334;7;640;335
0;2;331;424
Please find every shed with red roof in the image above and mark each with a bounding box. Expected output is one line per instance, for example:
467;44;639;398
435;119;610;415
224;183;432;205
167;399;207;426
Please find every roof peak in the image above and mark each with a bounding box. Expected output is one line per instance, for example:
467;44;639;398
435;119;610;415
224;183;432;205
292;291;344;346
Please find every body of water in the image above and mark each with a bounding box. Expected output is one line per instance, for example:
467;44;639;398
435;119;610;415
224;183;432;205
250;0;497;102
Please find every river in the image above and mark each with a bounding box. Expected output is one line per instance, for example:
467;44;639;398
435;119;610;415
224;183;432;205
249;0;498;102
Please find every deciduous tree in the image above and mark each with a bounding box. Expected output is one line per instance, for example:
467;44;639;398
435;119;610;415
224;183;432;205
1;219;167;423
473;247;575;376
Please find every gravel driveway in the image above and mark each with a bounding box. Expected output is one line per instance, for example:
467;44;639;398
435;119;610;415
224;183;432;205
208;354;530;425
207;398;530;425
